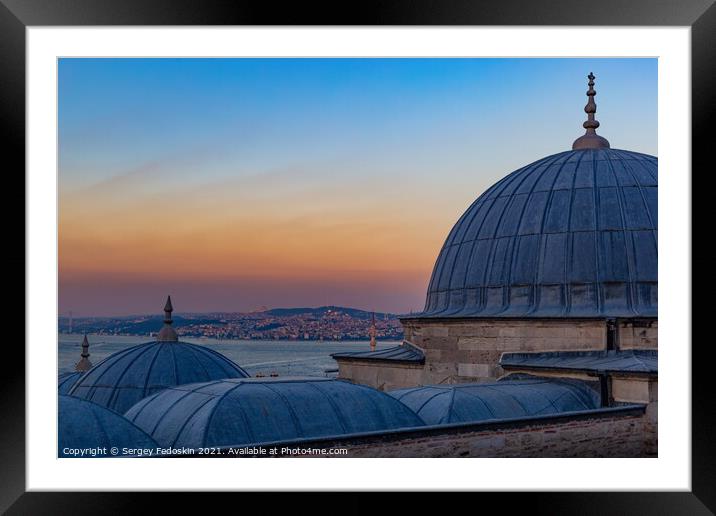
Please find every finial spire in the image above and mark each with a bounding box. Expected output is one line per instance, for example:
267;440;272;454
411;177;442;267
369;312;377;351
572;72;610;150
75;334;92;372
157;295;178;342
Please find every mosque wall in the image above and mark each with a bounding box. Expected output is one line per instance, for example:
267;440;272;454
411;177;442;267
335;361;424;391
360;415;651;458
611;377;658;453
611;377;657;404
399;318;658;384
247;406;655;458
495;370;658;446
346;410;654;458
337;317;658;388
618;319;658;349
402;318;605;383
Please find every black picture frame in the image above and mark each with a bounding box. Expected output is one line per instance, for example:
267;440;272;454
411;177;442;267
4;0;713;512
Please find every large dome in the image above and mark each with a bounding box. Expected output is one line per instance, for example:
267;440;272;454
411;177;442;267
68;341;249;414
418;148;657;318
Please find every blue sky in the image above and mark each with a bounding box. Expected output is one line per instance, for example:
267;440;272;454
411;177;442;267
59;58;657;189
58;58;657;315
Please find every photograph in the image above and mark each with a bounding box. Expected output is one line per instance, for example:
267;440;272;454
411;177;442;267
56;57;659;459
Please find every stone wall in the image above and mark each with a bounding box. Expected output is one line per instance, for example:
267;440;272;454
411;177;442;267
223;406;654;458
618;319;658;349
611;377;657;404
335;361;424;391
343;412;653;458
336;318;658;388
611;377;658;454
401;318;606;383
399;318;657;384
497;370;658;452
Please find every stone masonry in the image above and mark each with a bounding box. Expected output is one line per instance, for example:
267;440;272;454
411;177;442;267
618;319;658;349
402;318;605;384
340;412;654;458
336;318;657;388
335;361;424;392
226;407;655;458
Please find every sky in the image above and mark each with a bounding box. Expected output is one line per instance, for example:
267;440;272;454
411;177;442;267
58;58;657;316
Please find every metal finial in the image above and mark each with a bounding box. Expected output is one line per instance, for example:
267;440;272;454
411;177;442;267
572;72;610;150
157;295;178;342
369;312;377;351
75;334;92;372
163;295;173;320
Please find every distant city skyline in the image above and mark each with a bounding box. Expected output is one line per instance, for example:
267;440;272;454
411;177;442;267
59;58;657;316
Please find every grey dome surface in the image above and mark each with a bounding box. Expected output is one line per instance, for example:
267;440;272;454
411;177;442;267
500;349;658;375
418;148;657;318
68;341;249;414
58;372;83;395
58;395;158;457
389;377;600;425
125;377;425;448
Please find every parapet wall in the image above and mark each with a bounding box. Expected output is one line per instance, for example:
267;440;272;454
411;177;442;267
343;410;653;458
212;405;654;458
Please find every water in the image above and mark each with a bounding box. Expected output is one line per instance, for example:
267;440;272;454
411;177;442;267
58;334;399;378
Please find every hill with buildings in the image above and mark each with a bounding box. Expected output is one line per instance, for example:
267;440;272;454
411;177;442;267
58;306;404;341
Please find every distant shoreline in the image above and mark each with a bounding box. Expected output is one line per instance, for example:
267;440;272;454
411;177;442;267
58;333;401;344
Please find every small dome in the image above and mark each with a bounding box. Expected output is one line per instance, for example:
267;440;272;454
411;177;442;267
58;395;158;457
58;371;83;395
389;377;600;425
125;377;425;448
68;341;249;414
418;148;657;318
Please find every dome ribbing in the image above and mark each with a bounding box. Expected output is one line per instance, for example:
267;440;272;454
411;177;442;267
125;377;425;448
68;341;249;414
58;395;158;457
416;148;657;318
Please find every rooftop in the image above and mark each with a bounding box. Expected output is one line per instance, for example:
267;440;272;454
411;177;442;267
58;395;158;457
68;297;249;414
331;342;425;364
388;377;601;426
69;340;250;414
58;371;83;395
500;349;657;375
124;377;425;448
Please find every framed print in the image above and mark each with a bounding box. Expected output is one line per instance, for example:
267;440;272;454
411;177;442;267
5;0;714;512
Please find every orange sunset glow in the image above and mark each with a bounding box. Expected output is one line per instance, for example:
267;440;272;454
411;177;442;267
59;58;657;315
